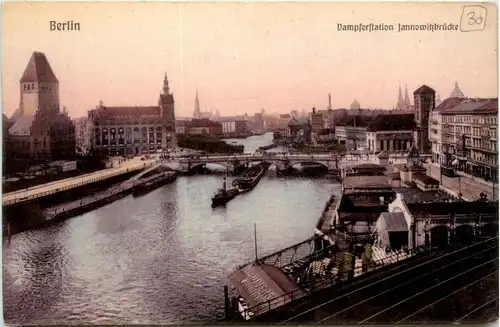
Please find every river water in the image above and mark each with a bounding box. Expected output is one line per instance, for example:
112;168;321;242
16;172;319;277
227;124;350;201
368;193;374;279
3;133;341;325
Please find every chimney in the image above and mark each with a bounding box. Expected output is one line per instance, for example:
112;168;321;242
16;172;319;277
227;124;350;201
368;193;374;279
312;107;316;114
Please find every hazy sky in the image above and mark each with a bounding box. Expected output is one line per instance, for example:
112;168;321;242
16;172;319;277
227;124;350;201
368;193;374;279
2;2;498;118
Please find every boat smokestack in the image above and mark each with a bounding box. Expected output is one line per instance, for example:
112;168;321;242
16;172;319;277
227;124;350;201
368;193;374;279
223;176;227;191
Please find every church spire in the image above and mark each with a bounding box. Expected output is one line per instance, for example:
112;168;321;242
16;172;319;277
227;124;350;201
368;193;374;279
396;84;406;110
163;72;170;94
194;88;200;118
404;84;410;106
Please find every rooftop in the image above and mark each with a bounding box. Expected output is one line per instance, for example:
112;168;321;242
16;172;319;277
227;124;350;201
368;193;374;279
227;263;300;313
378;212;408;232
94;106;161;117
366;113;415;132
343;175;390;189
20;52;59;83
8;114;34;136
439;98;497;115
413;84;435;95
393;187;452;203
407;201;498;215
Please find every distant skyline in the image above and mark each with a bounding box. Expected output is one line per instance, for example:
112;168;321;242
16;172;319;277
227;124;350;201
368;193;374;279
2;2;498;118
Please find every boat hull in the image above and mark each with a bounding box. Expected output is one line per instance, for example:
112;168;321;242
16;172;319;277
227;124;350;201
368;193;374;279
211;189;239;207
233;163;270;191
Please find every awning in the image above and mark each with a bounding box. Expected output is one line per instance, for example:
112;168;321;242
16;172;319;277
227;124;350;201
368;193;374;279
227;263;302;316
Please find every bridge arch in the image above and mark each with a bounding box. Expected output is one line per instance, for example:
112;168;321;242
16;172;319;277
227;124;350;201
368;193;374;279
480;223;498;237
430;225;449;249
188;162;233;172
454;224;474;245
289;161;330;171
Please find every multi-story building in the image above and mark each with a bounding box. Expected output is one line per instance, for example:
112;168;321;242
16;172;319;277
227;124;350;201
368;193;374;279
73;116;93;155
366;112;415;153
310;107;324;134
221;120;236;135
187;118;222;136
8;52;75;161
436;97;498;181
175;119;190;135
235;120;248;135
88;74;176;156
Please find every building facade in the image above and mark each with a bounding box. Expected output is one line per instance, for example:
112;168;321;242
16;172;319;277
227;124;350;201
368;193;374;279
310;107;324;134
73;116;93;155
438;98;498;181
8;52;75;161
366;112;415;153
413;85;435;154
88;74;176;156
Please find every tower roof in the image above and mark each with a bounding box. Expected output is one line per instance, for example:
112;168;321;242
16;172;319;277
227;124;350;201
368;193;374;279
413;85;435;95
20;52;59;83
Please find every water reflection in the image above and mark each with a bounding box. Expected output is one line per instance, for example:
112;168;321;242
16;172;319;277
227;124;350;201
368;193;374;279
4;133;340;324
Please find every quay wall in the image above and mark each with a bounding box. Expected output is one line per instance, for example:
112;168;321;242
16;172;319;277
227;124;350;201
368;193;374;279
2;169;178;238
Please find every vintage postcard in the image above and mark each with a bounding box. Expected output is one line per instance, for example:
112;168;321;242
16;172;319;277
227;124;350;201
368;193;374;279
2;1;498;325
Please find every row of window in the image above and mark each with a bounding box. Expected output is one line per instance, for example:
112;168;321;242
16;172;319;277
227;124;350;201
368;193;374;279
95;139;162;145
95;126;162;134
22;83;54;92
101;132;162;140
442;115;497;125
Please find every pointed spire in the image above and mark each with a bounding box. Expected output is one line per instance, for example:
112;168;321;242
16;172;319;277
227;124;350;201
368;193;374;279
162;72;170;94
396;84;406;109
404;84;410;106
194;88;200;118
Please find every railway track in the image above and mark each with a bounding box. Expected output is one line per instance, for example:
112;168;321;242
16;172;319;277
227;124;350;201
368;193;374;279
279;237;498;324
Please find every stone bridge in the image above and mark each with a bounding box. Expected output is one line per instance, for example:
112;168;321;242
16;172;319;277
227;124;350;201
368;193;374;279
172;154;380;173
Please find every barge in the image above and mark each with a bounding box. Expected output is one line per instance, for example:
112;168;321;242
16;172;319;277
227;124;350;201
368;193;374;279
212;176;240;207
232;162;270;192
132;171;177;197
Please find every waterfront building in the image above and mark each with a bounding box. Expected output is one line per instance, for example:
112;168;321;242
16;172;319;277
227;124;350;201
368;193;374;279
436;97;498;181
218;117;249;136
186;118;222;136
366;112;415;153
287;116;311;142
88;73;176;156
8;51;76;161
221;120;236;135
334;115;371;151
